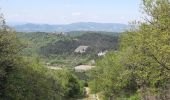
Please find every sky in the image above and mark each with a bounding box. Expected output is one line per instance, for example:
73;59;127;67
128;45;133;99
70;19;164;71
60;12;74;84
0;0;141;25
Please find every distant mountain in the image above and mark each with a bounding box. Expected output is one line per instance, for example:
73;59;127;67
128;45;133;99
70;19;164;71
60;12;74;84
11;22;130;32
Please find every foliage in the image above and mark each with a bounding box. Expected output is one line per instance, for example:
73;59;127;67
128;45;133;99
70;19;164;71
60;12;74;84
17;32;65;56
0;14;83;99
39;32;119;57
17;32;119;69
67;31;120;37
89;0;170;99
0;14;23;98
89;52;137;99
4;57;83;100
121;0;170;93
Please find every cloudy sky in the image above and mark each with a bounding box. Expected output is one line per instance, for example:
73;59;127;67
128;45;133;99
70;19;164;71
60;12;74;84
0;0;141;24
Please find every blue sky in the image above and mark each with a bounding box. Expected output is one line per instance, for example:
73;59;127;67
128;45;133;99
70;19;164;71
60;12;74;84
0;0;141;24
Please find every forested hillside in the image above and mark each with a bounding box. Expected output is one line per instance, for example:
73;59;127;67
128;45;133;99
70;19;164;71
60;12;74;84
39;32;119;57
17;32;66;56
16;32;119;68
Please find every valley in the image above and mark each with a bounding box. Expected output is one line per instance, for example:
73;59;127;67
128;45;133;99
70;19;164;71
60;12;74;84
0;0;170;100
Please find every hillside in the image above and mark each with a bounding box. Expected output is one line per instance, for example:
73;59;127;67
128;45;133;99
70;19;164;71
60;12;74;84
39;32;119;57
17;32;67;56
17;31;119;68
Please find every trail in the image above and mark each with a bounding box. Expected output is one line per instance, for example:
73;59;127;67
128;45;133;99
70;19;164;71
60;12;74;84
79;87;99;100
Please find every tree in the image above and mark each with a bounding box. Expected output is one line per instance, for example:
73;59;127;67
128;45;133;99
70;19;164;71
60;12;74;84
89;0;170;99
0;13;23;98
89;52;137;99
121;0;170;99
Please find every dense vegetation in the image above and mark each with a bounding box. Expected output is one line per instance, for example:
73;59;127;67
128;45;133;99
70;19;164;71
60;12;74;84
89;0;170;100
17;32;66;56
17;31;119;68
39;32;118;57
0;15;83;100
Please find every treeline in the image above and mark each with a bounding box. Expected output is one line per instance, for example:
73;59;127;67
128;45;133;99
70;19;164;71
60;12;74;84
0;15;83;99
89;0;170;100
67;31;120;37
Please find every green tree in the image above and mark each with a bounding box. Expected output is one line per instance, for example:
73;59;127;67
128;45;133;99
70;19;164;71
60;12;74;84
4;57;83;100
0;13;23;98
89;0;170;99
89;52;137;99
121;0;170;99
0;13;83;100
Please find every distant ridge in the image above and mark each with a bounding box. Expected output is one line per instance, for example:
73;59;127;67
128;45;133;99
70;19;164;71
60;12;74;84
10;22;130;32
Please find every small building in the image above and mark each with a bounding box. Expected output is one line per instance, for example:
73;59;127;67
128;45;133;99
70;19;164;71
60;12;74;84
74;46;89;53
75;65;95;72
97;50;108;56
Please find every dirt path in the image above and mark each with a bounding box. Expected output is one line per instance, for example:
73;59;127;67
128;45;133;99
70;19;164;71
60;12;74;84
80;87;99;100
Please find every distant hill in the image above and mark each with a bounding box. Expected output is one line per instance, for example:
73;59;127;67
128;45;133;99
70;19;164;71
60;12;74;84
39;32;119;57
11;22;129;32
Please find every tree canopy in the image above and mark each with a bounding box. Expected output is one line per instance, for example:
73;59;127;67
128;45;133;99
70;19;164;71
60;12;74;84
89;0;170;99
